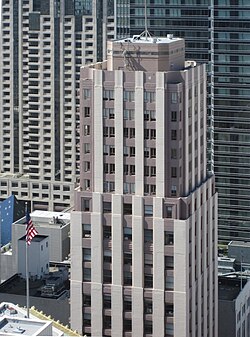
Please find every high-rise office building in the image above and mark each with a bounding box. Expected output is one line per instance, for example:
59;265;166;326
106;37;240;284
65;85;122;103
0;0;114;211
71;34;218;337
114;1;250;242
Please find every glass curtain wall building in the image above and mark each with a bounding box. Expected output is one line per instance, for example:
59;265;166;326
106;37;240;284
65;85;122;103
115;0;250;243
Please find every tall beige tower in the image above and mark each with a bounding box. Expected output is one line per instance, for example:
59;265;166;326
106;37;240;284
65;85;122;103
71;33;218;337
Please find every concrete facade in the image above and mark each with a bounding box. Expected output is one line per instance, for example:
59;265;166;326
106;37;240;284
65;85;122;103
219;276;250;337
70;35;218;337
0;0;114;211
18;235;49;279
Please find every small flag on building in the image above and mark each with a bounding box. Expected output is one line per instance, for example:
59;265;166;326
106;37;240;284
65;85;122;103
26;211;38;245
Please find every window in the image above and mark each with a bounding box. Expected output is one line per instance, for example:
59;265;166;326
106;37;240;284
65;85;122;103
144;147;150;158
124;90;134;102
171;148;177;159
103;108;114;119
144;229;153;242
103;89;114;100
166;206;172;218
83;89;91;99
83;268;91;281
83;124;90;136
124;227;132;240
103;226;112;239
124;146;129;156
124;271;132;286
171;185;177;196
171;111;177;122
130;128;135;138
130;147;135;157
130;165;135;175
103;126;109;137
151;166;156;176
150;129;156;139
82;198;91;211
110;163;115;174
84;161;90;172
124;203;132;215
165;232;174;245
84;179;90;190
144;91;155;102
83;248;91;261
84;143;90;154
150;148;156;158
104;250;112;263
144;129;150;139
124;164;129;175
84;107;90;117
109;127;115;137
110;146;115;156
171;92;177;103
124;128;129;138
144;166;150;176
124;109;134;120
144;205;153;217
171;130;177;140
171;167;177;178
83;224;91;238
103;201;112;213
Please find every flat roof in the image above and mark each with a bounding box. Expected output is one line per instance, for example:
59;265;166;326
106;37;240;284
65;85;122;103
229;241;250;248
0;316;49;336
115;34;182;45
219;276;247;301
19;235;48;242
31;210;70;221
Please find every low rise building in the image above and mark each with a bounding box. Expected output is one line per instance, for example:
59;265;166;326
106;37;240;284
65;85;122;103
219;276;250;337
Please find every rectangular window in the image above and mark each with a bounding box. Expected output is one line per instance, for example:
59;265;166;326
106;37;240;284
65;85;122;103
171;185;177;196
171;167;177;178
84;161;90;172
84;125;90;135
130;165;135;175
83;89;91;99
83;248;91;261
144;205;153;217
84;107;90;117
124;203;132;215
150;148;156;158
171;111;177;122
130;147;135;157
83;224;91;238
103;201;112;213
151;166;156;176
171;92;177;103
171;148;177;159
144;91;155;102
124;90;135;102
110;163;115;174
130;128;135;138
103;89;114;100
150;129;156;139
171;130;177;140
84;143;90;153
109;127;115;137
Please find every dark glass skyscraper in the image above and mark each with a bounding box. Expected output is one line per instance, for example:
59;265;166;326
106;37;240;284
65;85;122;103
116;0;250;243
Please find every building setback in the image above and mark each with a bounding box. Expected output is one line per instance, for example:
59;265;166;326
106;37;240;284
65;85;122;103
114;0;250;242
0;0;114;211
70;34;218;337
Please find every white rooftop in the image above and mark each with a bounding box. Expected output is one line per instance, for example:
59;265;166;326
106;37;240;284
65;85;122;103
116;33;182;45
31;210;70;221
0;303;64;336
0;316;51;336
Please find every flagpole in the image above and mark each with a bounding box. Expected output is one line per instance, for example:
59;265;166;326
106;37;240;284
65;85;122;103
25;202;30;318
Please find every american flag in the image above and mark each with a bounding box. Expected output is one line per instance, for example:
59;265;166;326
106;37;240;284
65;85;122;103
26;211;38;245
